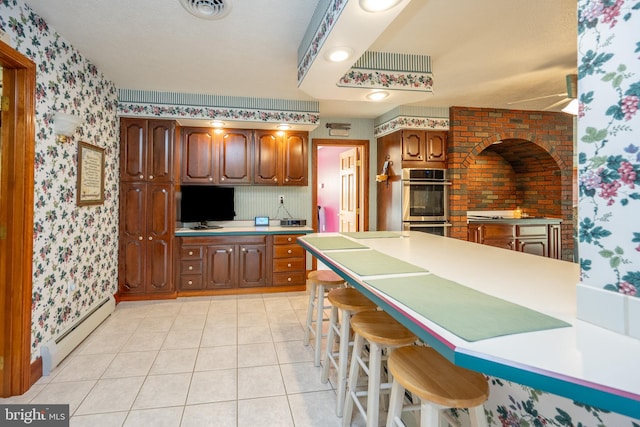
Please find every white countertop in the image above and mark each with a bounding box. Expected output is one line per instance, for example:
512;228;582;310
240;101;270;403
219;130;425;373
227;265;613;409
298;232;640;419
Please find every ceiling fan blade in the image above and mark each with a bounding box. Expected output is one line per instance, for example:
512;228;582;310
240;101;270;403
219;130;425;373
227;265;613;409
543;97;571;111
507;92;568;105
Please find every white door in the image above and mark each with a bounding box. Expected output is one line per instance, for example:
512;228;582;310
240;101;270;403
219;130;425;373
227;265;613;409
339;148;358;232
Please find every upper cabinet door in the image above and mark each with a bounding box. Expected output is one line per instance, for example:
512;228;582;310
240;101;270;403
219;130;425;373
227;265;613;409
120;118;175;183
181;127;216;184
426;131;447;163
254;130;280;184
281;132;307;186
120;118;147;182
401;130;426;162
147;120;175;183
218;130;252;184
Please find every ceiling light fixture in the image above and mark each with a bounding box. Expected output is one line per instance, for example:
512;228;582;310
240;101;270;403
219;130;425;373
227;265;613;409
366;91;389;101
179;0;232;20
359;0;403;13
211;120;225;128
277;124;291;131
324;47;353;63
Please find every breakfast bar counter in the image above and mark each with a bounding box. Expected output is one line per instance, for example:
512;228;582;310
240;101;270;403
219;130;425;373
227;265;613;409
297;231;640;419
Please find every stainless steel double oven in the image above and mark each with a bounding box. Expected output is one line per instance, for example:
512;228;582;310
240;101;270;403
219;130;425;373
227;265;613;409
401;168;451;236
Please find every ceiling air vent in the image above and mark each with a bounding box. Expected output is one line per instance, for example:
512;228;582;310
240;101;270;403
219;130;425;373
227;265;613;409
179;0;232;20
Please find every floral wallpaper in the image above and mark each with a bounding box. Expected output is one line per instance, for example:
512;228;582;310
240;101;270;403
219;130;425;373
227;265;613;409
577;0;640;299
0;0;119;360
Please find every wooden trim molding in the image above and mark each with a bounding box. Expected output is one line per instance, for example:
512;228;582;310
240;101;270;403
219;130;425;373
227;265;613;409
0;40;37;397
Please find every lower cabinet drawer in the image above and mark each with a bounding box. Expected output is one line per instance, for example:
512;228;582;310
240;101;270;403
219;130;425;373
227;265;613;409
273;258;305;272
181;260;203;275
180;275;202;290
272;271;306;286
274;244;305;258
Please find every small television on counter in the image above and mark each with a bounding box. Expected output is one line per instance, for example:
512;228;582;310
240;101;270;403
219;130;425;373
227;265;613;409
180;185;235;229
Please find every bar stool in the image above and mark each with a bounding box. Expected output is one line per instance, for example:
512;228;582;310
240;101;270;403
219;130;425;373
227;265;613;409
343;310;417;427
321;287;378;417
386;345;489;427
304;269;346;366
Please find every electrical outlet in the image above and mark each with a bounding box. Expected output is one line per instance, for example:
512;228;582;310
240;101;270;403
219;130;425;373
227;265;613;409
279;195;285;204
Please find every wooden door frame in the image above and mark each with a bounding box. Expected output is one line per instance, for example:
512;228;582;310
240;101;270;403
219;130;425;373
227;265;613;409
311;139;369;233
0;41;36;397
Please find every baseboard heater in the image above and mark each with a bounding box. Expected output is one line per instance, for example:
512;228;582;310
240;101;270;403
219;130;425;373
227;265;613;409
40;294;116;375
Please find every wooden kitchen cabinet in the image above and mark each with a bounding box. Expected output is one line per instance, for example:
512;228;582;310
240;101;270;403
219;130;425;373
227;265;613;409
118;118;176;299
180;127;251;184
218;129;252;184
271;234;306;286
181;127;216;184
120;118;175;183
254;130;308;186
177;235;267;292
401;130;447;168
119;182;174;296
181;127;252;184
467;221;561;259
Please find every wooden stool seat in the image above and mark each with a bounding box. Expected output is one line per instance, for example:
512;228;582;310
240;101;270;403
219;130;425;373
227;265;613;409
304;269;346;366
350;311;417;347
343;311;417;427
388;346;488;409
386;346;489;427
308;269;345;286
327;287;377;312
322;287;377;416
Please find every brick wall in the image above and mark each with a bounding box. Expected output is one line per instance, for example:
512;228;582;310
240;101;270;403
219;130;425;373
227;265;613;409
448;106;574;260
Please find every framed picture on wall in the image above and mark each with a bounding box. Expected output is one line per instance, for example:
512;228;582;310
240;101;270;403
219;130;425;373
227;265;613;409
77;141;105;206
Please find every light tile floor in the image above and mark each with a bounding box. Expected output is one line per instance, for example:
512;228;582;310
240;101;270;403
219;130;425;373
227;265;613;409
1;292;352;427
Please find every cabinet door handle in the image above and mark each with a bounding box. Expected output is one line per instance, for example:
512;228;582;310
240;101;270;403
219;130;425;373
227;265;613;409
221;177;225;181
148;175;154;180
287;263;292;268
139;174;144;179
188;251;194;256
228;248;233;252
138;236;143;241
148;236;153;241
285;178;289;182
274;177;278;182
188;280;193;285
188;266;193;271
287;249;292;254
241;247;246;252
209;177;213;181
287;277;292;282
287;237;292;242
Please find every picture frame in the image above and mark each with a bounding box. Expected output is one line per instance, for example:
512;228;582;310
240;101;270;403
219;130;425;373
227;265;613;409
77;141;105;206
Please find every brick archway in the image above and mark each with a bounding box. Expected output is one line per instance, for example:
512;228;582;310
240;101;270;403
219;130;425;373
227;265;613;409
448;107;574;260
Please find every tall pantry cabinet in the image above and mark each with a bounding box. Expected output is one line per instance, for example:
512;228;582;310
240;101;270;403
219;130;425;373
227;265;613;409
118;118;177;299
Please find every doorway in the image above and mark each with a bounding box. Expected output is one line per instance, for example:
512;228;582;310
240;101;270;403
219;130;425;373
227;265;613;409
0;41;37;397
311;139;369;233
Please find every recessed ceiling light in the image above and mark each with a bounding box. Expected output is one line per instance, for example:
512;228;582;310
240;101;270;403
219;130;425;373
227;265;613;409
211;120;225;128
324;47;353;63
366;91;389;101
277;124;291;131
359;0;402;13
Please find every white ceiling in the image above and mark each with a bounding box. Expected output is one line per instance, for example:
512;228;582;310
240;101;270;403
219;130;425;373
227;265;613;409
23;0;578;121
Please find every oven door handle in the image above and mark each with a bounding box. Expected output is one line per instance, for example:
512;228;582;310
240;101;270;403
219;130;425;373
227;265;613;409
403;223;452;228
402;180;452;185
